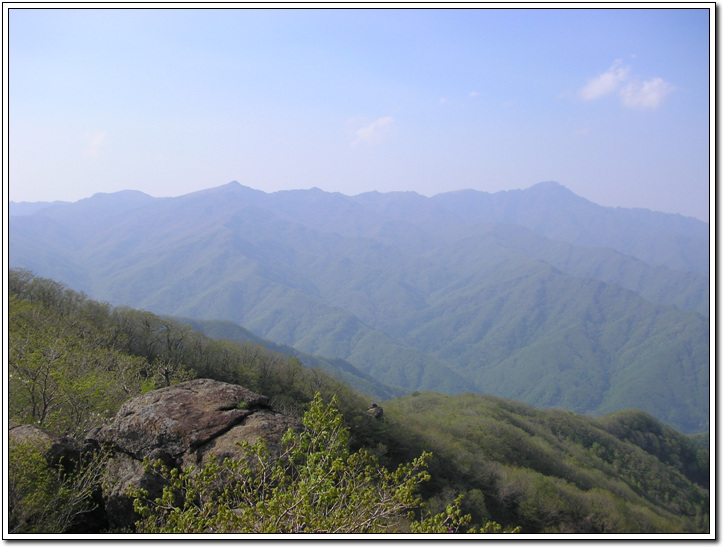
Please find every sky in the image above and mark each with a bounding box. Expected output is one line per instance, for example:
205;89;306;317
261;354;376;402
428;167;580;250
7;6;712;221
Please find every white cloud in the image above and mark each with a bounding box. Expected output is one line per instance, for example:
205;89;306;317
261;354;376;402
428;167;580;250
579;60;631;101
619;78;676;110
351;116;395;147
469;91;480;98
84;130;107;157
579;60;675;110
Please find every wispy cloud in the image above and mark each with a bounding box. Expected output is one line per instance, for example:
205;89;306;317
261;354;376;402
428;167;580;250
579;60;675;110
469;91;480;98
351;116;395;147
619;78;676;109
84;130;107;157
579;60;631;101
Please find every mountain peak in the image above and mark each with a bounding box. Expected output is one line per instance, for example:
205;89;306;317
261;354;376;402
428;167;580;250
186;181;265;199
87;189;151;200
528;181;571;193
523;181;588;207
218;180;256;192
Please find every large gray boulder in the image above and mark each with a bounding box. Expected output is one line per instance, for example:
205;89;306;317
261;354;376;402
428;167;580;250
89;379;303;531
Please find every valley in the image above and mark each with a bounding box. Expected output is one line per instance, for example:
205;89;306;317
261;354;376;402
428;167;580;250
9;180;710;434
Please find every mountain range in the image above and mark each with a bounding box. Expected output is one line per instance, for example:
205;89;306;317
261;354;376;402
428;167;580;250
9;181;710;433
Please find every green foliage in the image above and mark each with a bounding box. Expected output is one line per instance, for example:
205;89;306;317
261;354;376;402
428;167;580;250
8;269;200;439
8;440;107;534
131;394;511;534
596;409;709;487
8;270;385;449
7;270;709;535
9;295;152;437
381;392;709;533
688;432;710;451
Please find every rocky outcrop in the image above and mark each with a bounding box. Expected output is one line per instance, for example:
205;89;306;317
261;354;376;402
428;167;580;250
86;379;303;531
9;420;82;472
93;379;272;461
367;403;383;420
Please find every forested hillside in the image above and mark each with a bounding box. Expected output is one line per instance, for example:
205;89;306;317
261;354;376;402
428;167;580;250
7;271;710;534
9;181;710;433
177;316;405;401
383;393;709;533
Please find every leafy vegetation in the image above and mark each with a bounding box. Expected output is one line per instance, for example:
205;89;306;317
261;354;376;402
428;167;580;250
8;269;382;448
9;271;190;438
8;440;108;534
380;392;709;533
131;394;518;534
7;270;709;534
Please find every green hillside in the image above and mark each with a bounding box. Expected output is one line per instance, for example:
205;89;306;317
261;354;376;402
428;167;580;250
178;316;407;401
381;392;709;533
7;270;710;534
8;182;710;433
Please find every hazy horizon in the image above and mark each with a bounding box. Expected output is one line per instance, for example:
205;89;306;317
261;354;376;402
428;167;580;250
8;7;712;221
9;179;712;224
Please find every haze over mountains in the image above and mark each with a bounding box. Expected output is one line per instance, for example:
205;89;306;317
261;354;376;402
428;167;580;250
9;181;710;434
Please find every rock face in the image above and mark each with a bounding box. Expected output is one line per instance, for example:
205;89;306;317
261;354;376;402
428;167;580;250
367;403;383;420
87;379;303;531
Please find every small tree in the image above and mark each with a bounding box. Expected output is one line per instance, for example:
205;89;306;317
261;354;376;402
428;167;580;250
132;394;517;534
8;441;108;534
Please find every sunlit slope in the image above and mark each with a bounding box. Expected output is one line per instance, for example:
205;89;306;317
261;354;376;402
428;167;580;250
383;391;709;533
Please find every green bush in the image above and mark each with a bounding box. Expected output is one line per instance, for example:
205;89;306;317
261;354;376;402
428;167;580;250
8;441;107;534
131;394;518;534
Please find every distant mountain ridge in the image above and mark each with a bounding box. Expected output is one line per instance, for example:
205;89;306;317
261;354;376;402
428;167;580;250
352;181;708;276
9;199;71;216
9;181;710;433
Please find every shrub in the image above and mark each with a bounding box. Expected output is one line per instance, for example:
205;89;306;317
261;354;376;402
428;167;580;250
131;394;517;534
8;440;107;534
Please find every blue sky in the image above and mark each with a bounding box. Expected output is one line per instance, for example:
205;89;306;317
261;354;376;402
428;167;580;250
8;7;711;220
